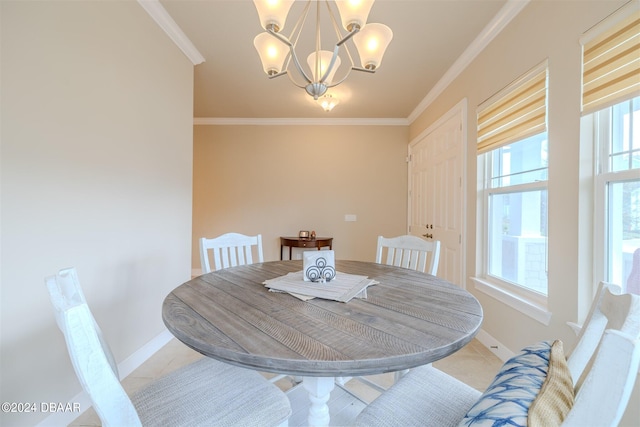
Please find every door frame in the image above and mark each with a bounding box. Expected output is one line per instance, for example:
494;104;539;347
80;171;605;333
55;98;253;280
408;98;468;287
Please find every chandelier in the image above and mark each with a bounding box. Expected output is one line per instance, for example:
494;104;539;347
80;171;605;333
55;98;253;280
252;0;393;101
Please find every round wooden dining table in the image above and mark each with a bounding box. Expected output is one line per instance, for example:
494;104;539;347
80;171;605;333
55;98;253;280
162;260;483;427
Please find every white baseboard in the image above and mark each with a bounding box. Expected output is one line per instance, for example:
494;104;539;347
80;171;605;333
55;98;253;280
35;391;93;427
475;328;515;362
37;329;174;427
117;329;174;379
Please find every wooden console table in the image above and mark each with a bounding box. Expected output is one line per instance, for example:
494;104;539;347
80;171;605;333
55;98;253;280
280;236;333;260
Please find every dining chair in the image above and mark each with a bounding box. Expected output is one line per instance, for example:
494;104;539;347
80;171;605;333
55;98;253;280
336;235;443;395
199;232;264;273
374;235;441;383
355;281;640;427
46;267;291;427
376;235;441;276
199;234;297;386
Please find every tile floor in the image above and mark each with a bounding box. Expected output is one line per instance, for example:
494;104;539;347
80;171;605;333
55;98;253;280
70;338;503;426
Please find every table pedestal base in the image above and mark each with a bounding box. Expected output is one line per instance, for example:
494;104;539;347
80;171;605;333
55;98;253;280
302;376;335;427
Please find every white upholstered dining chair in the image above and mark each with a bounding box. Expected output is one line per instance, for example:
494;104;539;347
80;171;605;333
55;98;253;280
46;267;291;427
376;235;441;276
355;281;640;427
199;232;264;273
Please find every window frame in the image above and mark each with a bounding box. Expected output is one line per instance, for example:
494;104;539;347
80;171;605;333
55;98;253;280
474;140;551;325
580;1;640;295
473;61;552;325
591;98;640;290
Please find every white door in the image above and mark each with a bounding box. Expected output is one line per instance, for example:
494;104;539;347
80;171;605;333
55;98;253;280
409;100;466;286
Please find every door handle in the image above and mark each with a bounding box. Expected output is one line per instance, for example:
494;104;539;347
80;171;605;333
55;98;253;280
423;233;433;239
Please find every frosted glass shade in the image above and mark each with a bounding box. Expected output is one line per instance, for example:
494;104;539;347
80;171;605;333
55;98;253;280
254;33;288;75
335;0;375;32
353;23;393;70
253;0;294;32
317;94;340;112
307;50;341;84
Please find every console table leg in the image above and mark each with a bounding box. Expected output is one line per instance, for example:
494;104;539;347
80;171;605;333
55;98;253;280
302;376;334;427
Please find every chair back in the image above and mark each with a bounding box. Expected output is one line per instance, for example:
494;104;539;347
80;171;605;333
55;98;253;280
563;282;640;426
376;235;441;275
199;233;264;273
46;268;119;377
46;269;142;426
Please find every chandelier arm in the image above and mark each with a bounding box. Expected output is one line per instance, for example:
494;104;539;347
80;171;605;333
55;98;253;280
325;67;353;88
288;45;313;84
289;0;311;48
284;71;308;89
337;33;356;69
265;67;309;89
313;0;322;83
318;45;341;84
326;4;356;69
326;64;376;89
335;28;359;47
351;66;376;74
324;0;358;48
267;70;287;79
283;1;314;85
266;27;293;48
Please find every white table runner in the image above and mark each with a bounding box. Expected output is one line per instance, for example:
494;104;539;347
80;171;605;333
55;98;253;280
264;271;377;302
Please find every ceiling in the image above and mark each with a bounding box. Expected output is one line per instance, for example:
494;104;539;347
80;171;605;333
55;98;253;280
157;0;511;121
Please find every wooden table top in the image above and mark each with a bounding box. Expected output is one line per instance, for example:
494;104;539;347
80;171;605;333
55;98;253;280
162;260;483;377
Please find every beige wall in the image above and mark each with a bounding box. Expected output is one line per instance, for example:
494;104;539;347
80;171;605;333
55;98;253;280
2;0;636;425
409;0;637;424
193;125;408;266
0;1;194;425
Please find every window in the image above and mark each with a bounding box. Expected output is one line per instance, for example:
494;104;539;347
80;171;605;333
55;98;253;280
581;1;639;294
487;133;548;295
592;97;640;293
475;62;550;323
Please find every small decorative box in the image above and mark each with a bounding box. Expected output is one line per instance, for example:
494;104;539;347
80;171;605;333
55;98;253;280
303;250;336;282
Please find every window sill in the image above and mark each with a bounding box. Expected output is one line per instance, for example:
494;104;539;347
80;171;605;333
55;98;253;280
471;277;552;326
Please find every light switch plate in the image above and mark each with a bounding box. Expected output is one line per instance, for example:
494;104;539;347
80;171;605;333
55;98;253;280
344;214;357;222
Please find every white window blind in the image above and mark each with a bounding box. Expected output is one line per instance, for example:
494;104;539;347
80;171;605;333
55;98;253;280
477;62;548;154
581;1;640;115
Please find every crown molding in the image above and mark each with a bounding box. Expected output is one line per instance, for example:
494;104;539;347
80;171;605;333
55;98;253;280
194;117;409;126
137;0;205;65
141;0;527;125
407;0;529;124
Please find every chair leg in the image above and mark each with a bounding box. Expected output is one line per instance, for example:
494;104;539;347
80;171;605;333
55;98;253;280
393;369;409;383
335;376;352;386
393;365;431;383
